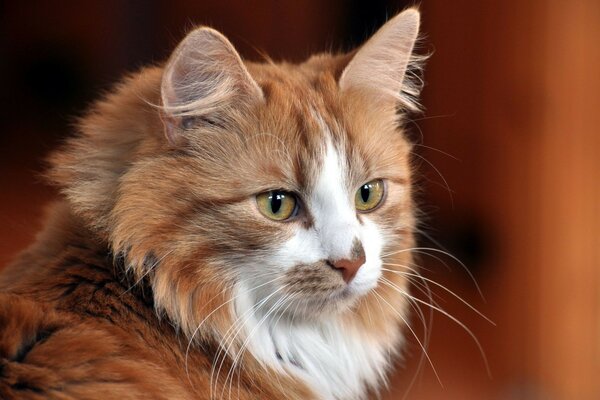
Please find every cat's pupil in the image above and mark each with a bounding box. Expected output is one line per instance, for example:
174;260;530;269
360;185;371;203
271;192;283;214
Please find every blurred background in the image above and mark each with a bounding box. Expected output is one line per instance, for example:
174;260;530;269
1;1;599;399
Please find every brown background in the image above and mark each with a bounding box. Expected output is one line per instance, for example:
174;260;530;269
1;1;599;399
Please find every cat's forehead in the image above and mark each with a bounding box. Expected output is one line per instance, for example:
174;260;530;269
245;59;411;187
183;58;411;198
246;59;352;156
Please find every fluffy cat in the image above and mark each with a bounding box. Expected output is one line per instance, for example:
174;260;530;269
0;8;423;400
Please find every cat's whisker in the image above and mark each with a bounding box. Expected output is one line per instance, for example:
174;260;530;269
383;246;485;300
269;294;303;396
210;285;287;399
212;291;277;392
367;287;398;392
380;262;487;398
405;274;444;305
375;269;436;400
185;273;284;386
382;266;494;325
221;292;294;400
377;281;441;393
268;293;304;397
399;276;435;400
372;289;443;387
287;291;304;333
411;250;454;273
188;272;282;343
381;263;442;304
411;152;455;206
271;292;298;332
403;291;430;352
412;142;460;161
407;112;455;124
382;252;436;274
185;273;282;362
403;116;457;157
399;297;432;400
229;293;298;400
379;278;492;377
359;295;375;327
385;247;451;273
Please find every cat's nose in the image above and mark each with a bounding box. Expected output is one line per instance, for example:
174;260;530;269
330;241;366;283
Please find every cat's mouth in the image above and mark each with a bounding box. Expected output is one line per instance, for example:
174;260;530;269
283;261;347;292
246;260;379;321
268;263;365;318
277;289;356;320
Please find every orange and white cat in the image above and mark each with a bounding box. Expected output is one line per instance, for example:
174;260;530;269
0;8;423;400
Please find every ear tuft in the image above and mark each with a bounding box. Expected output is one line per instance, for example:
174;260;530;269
339;8;423;111
160;27;263;144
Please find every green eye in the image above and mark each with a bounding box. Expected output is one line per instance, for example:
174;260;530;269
355;179;385;212
256;190;297;221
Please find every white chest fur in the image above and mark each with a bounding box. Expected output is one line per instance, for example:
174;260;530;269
234;289;401;400
271;318;397;399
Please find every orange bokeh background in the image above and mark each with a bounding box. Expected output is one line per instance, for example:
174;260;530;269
1;1;598;399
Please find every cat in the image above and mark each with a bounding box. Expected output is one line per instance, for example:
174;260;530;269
0;8;423;400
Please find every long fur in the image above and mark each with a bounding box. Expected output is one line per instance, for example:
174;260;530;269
0;8;424;400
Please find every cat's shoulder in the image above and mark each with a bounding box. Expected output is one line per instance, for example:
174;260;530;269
0;205;193;399
0;291;193;399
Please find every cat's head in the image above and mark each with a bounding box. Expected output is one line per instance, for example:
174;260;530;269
49;9;422;340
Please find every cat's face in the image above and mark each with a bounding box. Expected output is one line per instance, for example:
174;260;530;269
128;47;413;330
168;68;415;320
121;72;414;324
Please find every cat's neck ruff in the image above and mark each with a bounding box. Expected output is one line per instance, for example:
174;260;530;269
233;284;402;400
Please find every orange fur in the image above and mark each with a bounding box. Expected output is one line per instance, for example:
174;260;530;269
1;9;424;399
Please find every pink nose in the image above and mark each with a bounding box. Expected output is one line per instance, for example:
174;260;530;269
330;243;366;283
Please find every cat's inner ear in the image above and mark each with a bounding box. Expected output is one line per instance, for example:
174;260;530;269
160;27;263;144
339;8;421;111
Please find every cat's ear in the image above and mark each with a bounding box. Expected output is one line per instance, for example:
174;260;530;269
160;27;263;144
339;8;421;111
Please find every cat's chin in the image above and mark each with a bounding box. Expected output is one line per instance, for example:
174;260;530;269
281;284;374;321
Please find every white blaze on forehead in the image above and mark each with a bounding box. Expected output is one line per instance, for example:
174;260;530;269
311;139;358;260
307;110;383;294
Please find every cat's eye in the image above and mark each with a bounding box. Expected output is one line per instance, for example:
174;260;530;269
355;179;385;212
256;190;298;221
